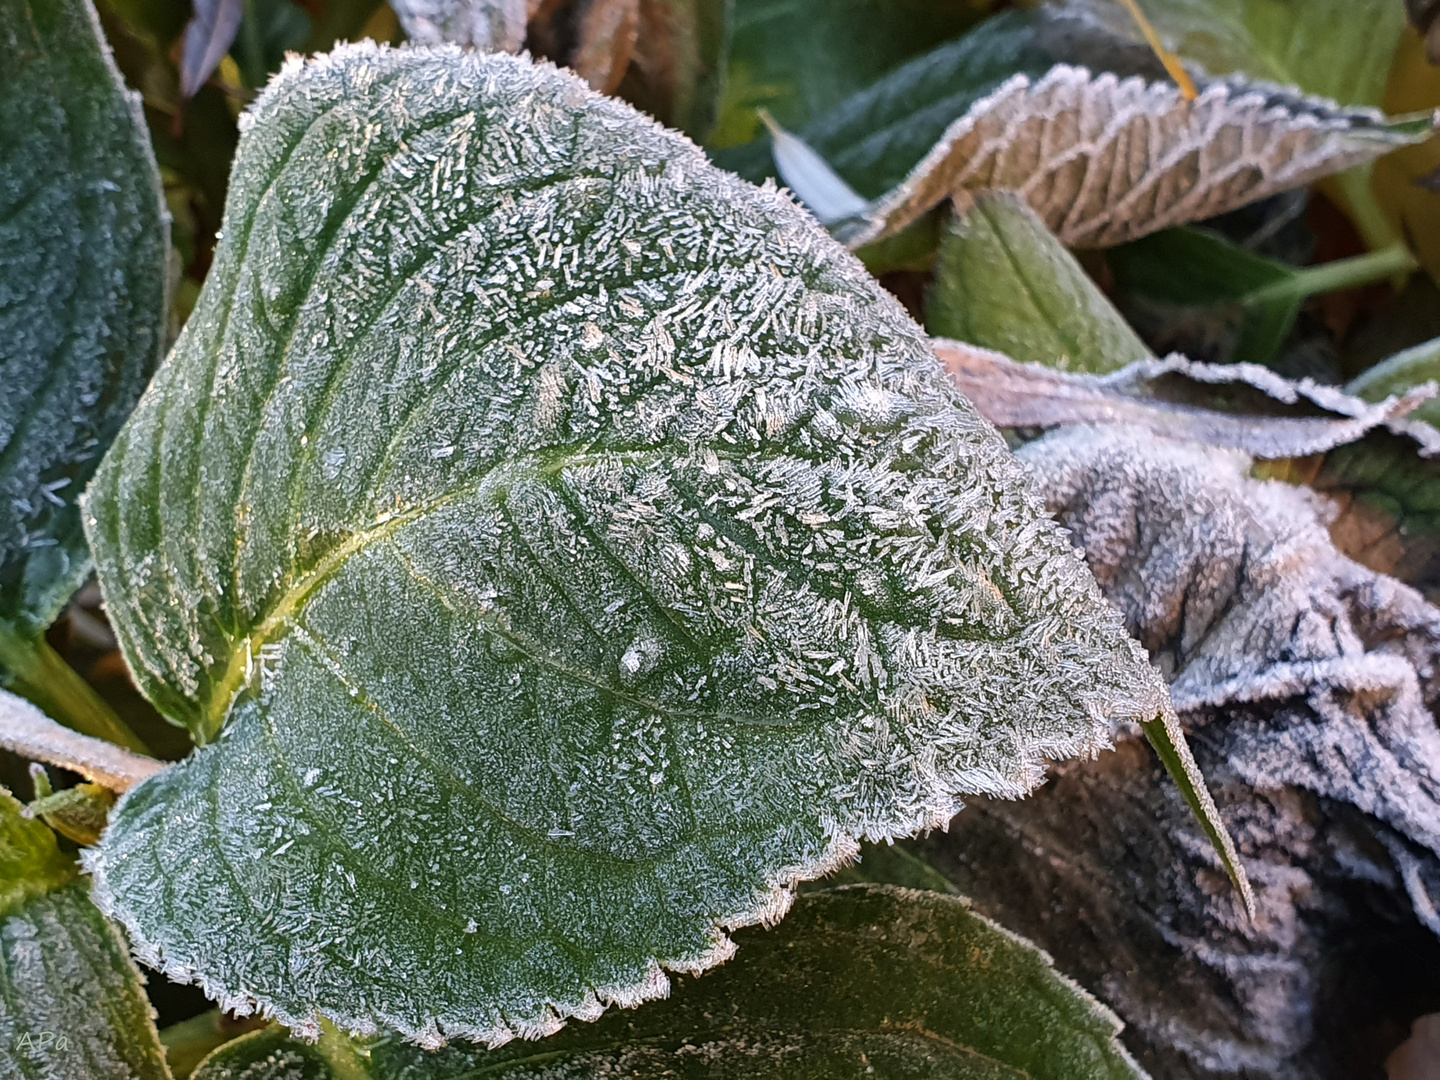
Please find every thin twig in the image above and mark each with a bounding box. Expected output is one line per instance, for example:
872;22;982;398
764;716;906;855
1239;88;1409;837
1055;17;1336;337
0;689;167;792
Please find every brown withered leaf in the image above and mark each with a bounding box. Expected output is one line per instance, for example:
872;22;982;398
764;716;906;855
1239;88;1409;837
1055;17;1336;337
838;67;1434;250
935;340;1438;459
927;424;1440;1077
570;0;639;93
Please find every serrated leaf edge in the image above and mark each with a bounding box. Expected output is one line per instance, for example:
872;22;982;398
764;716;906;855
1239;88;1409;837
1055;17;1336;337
839;64;1435;249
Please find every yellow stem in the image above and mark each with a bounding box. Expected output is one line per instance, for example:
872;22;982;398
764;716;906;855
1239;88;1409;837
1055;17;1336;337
1116;0;1199;101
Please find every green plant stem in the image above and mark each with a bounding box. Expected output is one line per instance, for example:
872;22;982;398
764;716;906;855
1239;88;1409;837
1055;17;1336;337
0;629;150;755
1332;165;1404;254
1242;242;1419;307
160;1010;271;1080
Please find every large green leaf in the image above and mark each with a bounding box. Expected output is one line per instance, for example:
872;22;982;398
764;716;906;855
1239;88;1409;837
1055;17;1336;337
0;0;168;641
85;44;1189;1044
1063;0;1406;108
0;0;168;750
0;787;171;1080
188;886;1146;1080
926;192;1151;375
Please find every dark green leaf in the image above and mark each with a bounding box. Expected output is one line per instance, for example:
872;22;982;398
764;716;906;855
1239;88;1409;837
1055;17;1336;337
0;0;168;643
926;192;1150;375
189;887;1146;1080
86;45;1188;1043
232;0;313;90
1106;226;1299;367
0;787;171;1079
709;0;989;154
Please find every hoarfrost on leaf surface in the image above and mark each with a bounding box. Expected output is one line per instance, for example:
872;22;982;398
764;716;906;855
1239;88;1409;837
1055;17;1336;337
86;44;1179;1046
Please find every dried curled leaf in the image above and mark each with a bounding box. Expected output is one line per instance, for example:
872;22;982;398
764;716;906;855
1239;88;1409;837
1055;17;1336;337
936;341;1437;460
83;45;1182;1046
941;423;1440;1074
915;420;1440;1073
838;66;1434;249
188;887;1147;1080
571;0;640;94
387;0;529;49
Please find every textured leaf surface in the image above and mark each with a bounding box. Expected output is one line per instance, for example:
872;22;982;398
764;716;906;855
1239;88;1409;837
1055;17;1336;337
0;0;168;644
926;192;1150;375
840;66;1434;249
188;887;1146;1080
84;44;1178;1045
0;789;170;1080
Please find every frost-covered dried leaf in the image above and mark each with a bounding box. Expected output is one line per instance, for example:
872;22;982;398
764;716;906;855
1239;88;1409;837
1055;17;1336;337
0;789;171;1080
388;0;528;49
179;0;243;97
926;192;1151;375
189;886;1146;1080
936;341;1438;459
82;45;1182;1045
571;0;640;94
839;66;1435;249
0;0;167;646
927;423;1440;1075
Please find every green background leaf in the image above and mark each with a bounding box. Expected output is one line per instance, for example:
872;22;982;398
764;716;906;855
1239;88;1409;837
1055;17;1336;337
189;887;1146;1080
0;0;168;642
927;192;1151;375
0;789;171;1080
87;45;1176;1043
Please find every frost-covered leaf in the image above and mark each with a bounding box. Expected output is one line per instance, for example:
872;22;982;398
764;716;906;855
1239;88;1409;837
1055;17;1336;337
82;45;1185;1045
931;423;1440;1075
925;192;1150;375
387;0;528;49
760;111;870;226
839;66;1435;249
0;0;168;646
935;340;1436;459
189;887;1146;1080
0;788;171;1080
1349;335;1440;429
